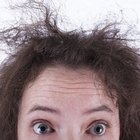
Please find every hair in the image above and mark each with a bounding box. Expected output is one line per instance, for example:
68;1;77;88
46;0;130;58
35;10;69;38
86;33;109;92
0;1;140;140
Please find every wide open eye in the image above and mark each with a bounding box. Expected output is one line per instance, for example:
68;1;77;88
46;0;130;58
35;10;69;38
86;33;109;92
87;123;107;136
33;122;55;135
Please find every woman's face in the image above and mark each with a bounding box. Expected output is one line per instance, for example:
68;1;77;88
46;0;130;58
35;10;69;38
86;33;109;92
18;66;120;140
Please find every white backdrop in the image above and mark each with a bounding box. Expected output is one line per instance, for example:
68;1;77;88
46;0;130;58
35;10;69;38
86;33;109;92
0;0;140;62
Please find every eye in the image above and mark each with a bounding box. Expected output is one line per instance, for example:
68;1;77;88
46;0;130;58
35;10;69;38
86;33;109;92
33;122;55;135
87;122;107;136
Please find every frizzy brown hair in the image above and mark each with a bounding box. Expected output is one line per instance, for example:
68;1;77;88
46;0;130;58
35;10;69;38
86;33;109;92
0;1;140;140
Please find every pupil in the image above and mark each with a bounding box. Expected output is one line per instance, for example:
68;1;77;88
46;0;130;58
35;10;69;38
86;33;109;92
95;125;103;133
40;125;46;133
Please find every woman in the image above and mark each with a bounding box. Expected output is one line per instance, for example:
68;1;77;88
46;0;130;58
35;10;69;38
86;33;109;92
0;1;140;140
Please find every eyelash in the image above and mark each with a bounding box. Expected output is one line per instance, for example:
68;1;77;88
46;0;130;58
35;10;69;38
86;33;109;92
86;120;110;138
31;119;110;137
31;119;55;135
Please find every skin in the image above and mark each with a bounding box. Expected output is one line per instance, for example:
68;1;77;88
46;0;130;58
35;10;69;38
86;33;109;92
18;66;120;140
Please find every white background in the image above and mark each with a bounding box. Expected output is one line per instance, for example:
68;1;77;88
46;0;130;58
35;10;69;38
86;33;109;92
0;0;140;62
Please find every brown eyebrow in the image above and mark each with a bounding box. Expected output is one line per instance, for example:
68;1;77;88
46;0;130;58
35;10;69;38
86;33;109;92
28;104;113;115
28;105;61;115
83;105;113;115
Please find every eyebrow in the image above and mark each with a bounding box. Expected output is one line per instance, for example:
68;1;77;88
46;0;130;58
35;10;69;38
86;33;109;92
83;105;113;115
28;105;61;115
28;104;113;115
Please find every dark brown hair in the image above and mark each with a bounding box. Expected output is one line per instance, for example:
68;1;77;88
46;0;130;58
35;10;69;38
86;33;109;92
0;1;140;140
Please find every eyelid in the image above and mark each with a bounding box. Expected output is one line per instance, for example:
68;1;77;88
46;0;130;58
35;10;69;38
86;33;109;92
85;119;110;138
86;119;110;131
31;119;54;129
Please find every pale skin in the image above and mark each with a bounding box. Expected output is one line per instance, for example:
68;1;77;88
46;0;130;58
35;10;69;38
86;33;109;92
18;65;120;140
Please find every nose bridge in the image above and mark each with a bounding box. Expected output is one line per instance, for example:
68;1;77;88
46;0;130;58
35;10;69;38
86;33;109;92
59;124;82;140
57;101;83;140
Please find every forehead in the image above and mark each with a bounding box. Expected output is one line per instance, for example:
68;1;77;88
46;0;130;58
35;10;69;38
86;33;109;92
24;65;106;98
21;66;116;112
26;65;104;92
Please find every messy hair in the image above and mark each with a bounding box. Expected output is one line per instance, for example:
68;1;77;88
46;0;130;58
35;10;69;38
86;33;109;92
0;1;140;140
